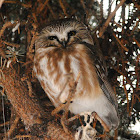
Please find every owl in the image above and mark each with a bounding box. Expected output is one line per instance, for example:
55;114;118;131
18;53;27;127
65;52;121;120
33;18;119;131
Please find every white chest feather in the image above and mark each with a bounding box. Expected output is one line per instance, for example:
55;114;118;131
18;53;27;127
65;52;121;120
34;47;119;130
33;47;101;107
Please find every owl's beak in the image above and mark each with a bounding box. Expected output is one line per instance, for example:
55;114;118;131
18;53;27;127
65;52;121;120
60;40;67;48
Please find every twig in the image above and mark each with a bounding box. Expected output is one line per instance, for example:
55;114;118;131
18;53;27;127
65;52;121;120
123;76;129;114
46;2;57;19
132;0;140;10
114;129;118;140
52;72;81;134
4;1;31;8
4;116;20;138
132;37;140;48
2;40;20;48
0;121;9;127
52;72;81;115
12;135;32;140
99;0;103;23
26;32;38;61
37;0;49;14
0;47;6;58
108;64;134;92
113;33;128;51
32;13;38;24
136;55;140;90
113;21;122;28
80;0;88;18
0;22;15;38
67;114;79;122
134;94;140;102
108;0;111;17
129;94;135;116
51;103;66;116
26;80;33;97
130;18;140;35
99;0;126;37
59;0;68;16
57;73;72;100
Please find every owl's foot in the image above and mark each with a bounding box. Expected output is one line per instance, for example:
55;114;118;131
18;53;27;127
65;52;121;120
75;112;97;140
91;112;110;132
93;116;97;128
74;112;110;140
89;112;110;139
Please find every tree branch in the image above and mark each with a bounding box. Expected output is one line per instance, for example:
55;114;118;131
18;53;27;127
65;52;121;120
99;0;126;37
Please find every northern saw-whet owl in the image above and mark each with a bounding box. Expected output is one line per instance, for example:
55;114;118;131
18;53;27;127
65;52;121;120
33;18;119;130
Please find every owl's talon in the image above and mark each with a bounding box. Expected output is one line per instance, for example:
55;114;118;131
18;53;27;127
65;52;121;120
93;118;97;128
75;112;97;140
77;111;110;139
91;112;110;132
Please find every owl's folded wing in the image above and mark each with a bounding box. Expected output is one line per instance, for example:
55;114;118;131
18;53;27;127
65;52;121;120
81;42;118;110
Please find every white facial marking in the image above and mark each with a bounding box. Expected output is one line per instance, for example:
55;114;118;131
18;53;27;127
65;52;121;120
49;27;76;42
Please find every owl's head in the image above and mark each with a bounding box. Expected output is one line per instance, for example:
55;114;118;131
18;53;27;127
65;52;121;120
35;18;93;50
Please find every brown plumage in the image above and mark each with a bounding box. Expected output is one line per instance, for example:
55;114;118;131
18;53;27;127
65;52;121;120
33;18;119;130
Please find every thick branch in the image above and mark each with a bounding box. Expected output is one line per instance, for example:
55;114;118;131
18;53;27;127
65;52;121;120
0;67;74;139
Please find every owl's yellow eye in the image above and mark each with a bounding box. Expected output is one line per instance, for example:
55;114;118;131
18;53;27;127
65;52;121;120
68;30;77;37
48;36;58;40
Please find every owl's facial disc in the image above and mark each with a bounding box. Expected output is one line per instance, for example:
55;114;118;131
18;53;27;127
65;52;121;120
47;30;77;48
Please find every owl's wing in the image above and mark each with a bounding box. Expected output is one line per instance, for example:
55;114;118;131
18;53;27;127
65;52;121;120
81;42;118;110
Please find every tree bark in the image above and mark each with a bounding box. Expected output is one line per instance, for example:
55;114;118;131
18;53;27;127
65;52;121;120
0;67;74;139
